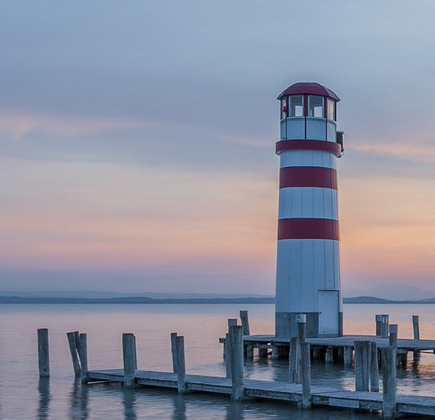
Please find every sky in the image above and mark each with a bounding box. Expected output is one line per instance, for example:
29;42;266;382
1;1;435;295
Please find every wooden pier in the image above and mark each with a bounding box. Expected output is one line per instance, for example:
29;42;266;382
37;312;435;419
85;368;435;417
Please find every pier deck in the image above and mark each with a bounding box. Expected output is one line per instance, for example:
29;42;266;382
87;369;435;417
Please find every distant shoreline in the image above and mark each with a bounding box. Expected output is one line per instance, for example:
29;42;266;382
1;296;435;304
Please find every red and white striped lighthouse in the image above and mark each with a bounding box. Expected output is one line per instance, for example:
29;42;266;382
275;82;344;338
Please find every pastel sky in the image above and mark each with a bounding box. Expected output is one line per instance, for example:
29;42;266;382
1;1;435;294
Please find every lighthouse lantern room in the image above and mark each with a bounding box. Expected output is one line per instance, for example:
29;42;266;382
275;82;344;339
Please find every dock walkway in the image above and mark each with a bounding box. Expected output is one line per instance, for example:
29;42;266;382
87;368;435;417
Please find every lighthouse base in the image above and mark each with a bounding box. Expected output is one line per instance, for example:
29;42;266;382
275;311;343;339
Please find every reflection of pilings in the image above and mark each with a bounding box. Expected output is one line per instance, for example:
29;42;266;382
226;401;244;420
37;377;51;420
172;395;187;420
123;388;137;420
69;379;89;420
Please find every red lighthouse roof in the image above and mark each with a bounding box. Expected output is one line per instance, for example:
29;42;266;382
277;82;340;102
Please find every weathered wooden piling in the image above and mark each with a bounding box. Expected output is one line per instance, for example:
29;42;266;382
229;325;244;401
376;314;382;337
389;324;398;348
171;332;178;373
67;331;81;377
79;333;88;384
225;319;238;378
296;316;311;409
325;346;333;363
355;340;371;392
37;328;50;378
382;346;397;420
370;341;379;392
122;333;136;388
381;315;389;339
239;310;250;336
413;315;420;340
343;346;352;366
176;336;186;393
289;337;301;383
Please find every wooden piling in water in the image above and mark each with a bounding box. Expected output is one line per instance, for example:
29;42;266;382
389;324;398;348
239;310;250;336
381;315;389;339
37;328;50;378
67;331;81;377
370;341;379;392
225;319;238;378
376;314;382;337
122;333;136;388
343;346;352;366
289;337;301;383
413;315;420;340
176;336;186;393
171;332;178;373
79;333;88;384
301;342;311;409
382;346;397;420
355;341;370;392
229;325;244;401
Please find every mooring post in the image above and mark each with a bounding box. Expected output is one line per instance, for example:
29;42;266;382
370;341;379;392
226;319;238;376
325;346;333;364
176;336;186;393
343;346;352;366
389;324;398;348
67;331;81;377
381;315;389;339
239;310;250;336
37;328;50;378
382;346;397;420
171;332;178;373
229;325;244;401
79;333;88;384
289;336;301;383
375;314;382;337
355;341;370;391
412;315;420;340
122;333;136;388
301;342;312;409
297;314;306;343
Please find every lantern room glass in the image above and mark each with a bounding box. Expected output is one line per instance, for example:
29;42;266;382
308;96;323;118
289;96;303;117
327;98;335;121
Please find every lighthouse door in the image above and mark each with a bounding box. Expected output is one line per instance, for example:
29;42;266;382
318;290;339;336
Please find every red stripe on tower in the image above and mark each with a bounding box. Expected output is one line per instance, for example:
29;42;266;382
279;167;337;189
278;218;339;240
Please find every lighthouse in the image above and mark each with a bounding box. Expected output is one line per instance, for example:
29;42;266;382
275;82;344;338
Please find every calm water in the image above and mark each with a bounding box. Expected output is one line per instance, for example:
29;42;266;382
1;303;435;419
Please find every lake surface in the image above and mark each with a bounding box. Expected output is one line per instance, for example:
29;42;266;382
1;303;435;419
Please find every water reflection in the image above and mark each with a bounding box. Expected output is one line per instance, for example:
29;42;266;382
172;395;186;420
123;388;137;420
69;379;89;420
37;378;50;420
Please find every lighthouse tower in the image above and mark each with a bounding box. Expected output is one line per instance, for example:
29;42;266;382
275;82;344;338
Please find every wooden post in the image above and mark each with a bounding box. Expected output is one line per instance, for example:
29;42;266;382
171;332;178;373
343;346;352;366
67;331;81;377
297;314;306;343
370;341;379;392
37;328;50;378
79;333;88;384
412;315;420;340
300;342;311;409
325;347;333;363
355;341;370;391
239;310;250;335
381;315;389;339
289;336;301;383
176;336;186;393
389;324;398;348
226;319;238;377
382;346;396;420
122;333;136;388
229;325;244;401
375;314;382;336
